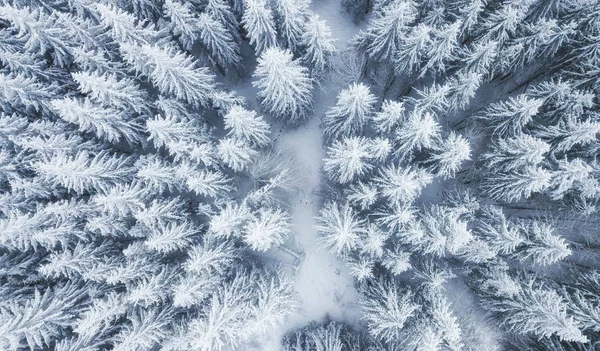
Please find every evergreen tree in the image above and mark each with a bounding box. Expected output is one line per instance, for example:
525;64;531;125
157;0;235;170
360;278;420;343
243;208;291;251
427;132;471;179
51;97;143;145
300;14;336;76
480;134;550;172
120;43;217;107
196;12;242;73
242;0;278;55
394;23;432;74
394;110;441;160
163;0;201;50
323;83;377;138
34;151;134;194
366;0;417;61
223;105;271;147
275;0;310;50
253;47;313;123
323;136;375;184
479;274;587;343
481;166;552;202
316;202;365;256
481;95;544;137
375;164;432;205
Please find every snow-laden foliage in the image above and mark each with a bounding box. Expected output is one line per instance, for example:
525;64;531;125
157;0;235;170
315;0;600;348
253;47;313;123
0;2;307;350
2;0;600;350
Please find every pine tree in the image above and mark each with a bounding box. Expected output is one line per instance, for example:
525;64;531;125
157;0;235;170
375;164;432;205
480;135;550;172
204;0;241;43
300;14;336;76
547;158;593;200
34;151;134;194
120;43;217;107
112;308;173;351
208;202;253;239
446;71;482;112
244;273;298;337
196;12;242;73
163;0;201;50
394;23;432;74
410;82;451;113
347;181;379;210
422;20;461;75
481;95;544;137
315;202;365;256
427;132;471;179
459;40;498;75
373;99;406;133
394;110;441;159
275;0;310;50
217;137;258;171
0;282;87;350
223;105;271;147
72;71;150;114
95;3;161;44
366;0;417;61
477;3;526;44
323;136;375;184
479;275;587;343
0;4;76;67
323;83;377;138
51;97;143;145
242;0;278;55
518;221;571;266
481;166;552;202
184;168;234;198
253;47;313;123
0;72;56;113
535;118;600;153
360;278;420;343
243;208;291;251
144;221;201;253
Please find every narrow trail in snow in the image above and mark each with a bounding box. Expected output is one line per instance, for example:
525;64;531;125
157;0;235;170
255;3;364;349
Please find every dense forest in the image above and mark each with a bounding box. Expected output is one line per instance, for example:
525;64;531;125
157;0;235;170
0;0;599;350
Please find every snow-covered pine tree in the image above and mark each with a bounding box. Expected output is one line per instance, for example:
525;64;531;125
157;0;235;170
480;134;550;172
480;95;544;137
426;132;471;179
34;151;134;194
323;83;377;138
242;0;278;56
275;0;310;51
300;14;336;77
394;23;432;74
481;166;552;203
253;47;313;123
366;0;417;62
477;272;588;343
360;277;420;343
316;202;366;256
323;136;375;184
120;43;217;107
223;105;271;147
394;110;441;160
51;97;143;145
196;13;242;74
243;208;291;251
